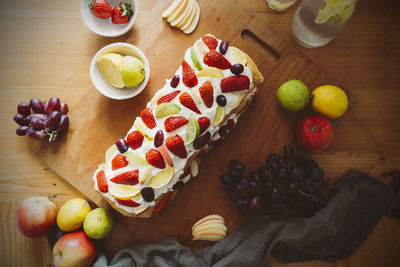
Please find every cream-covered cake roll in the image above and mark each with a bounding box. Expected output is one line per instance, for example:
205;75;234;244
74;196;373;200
93;34;264;217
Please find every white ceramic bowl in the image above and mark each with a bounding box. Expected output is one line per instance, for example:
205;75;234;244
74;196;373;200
81;0;137;37
90;42;150;100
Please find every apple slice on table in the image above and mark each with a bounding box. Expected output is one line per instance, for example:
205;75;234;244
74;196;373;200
175;0;196;28
162;0;183;18
167;0;188;23
170;0;194;27
182;1;200;34
192;214;225;230
192;221;227;236
191;214;227;241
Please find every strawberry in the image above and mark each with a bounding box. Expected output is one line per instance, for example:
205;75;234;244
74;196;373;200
199;81;214;108
203;50;232;70
111;2;133;24
157;91;181;105
220;75;250;93
145;149;165;169
111;154;128;170
89;0;112;19
164;116;189;132
182;60;198;87
96;170;108;193
154;191;172;214
126;131;144;150
141;108;157;129
115;198;140;207
110;170;139;185
197;117;210;134
202;35;218;50
179;92;201;114
166;135;187;158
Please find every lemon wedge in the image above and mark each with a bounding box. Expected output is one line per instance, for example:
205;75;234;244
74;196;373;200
213;106;225;127
109;184;140;200
226;47;246;65
197;67;224;78
147;167;174;189
97;53;124;88
155;103;181;119
123;151;148;166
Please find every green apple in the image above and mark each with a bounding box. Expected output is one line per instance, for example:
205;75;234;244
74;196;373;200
83;208;113;239
120;56;146;87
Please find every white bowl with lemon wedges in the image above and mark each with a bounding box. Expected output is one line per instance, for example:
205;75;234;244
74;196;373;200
90;42;150;100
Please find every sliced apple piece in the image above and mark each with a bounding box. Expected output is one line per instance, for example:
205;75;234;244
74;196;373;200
182;1;200;34
134;120;153;141
195;41;208;57
105;144;118;163
109;184;140;200
167;0;188;23
158;144;174;167
170;0;194;27
162;0;183;18
155;102;181;119
176;0;195;28
139;166;152;184
179;0;196;31
193;226;227;237
190;159;199;177
192;214;225;230
134;205;150;215
193;220;227;234
147;166;174;189
193;232;226;241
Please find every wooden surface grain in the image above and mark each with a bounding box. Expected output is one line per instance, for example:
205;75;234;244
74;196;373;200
0;0;399;266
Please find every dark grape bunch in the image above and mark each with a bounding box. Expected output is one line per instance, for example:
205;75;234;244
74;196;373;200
13;97;69;142
220;145;330;218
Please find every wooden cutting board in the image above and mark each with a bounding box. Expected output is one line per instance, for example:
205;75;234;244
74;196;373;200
38;0;353;255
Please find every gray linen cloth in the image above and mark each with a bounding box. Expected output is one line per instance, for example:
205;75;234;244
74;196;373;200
92;170;396;267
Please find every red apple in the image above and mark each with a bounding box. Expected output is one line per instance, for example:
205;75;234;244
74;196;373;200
52;231;96;267
16;196;57;238
295;115;334;152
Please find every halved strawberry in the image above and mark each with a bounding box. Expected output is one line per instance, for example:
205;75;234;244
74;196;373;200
220;75;250;93
182;60;198;87
166;135;187;158
157;91;181;105
141;108;157;129
96;170;108;193
111;170;139;185
111;154;128;170
164;116;189;132
126;131;144;150
154;191;172;214
145;149;165;169
198;117;210;135
203;50;231;70
202;35;218;50
199;81;214;108
179;92;201;114
115;198;140;207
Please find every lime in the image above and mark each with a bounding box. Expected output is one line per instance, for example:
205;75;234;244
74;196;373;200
109;184;140;200
155;102;181;119
213;106;225;126
315;0;356;24
147;167;174;189
83;208;113;239
190;47;203;71
123;151;148;166
197;67;224;78
311;85;348;119
267;0;297;12
186;115;200;144
120;56;146;87
276;79;309;112
97;53;124;88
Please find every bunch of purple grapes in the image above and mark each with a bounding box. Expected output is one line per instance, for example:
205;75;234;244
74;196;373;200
220;145;330;218
13;97;69;142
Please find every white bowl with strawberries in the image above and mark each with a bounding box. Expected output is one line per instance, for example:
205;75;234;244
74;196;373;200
81;0;137;37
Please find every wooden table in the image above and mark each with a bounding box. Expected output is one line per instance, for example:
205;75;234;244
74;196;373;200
0;0;399;266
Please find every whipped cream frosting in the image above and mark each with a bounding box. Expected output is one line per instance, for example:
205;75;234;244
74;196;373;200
93;35;256;214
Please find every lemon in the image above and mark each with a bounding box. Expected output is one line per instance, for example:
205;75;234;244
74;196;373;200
83;208;113;239
230;92;247;109
213;106;225;126
197;67;224;78
120;56;146;87
147;167;174;189
97;53;124;88
186;115;200;144
311;85;348;119
155;102;181;119
315;0;356;24
277;79;309;112
109;183;140;200
226;47;246;65
57;198;91;232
